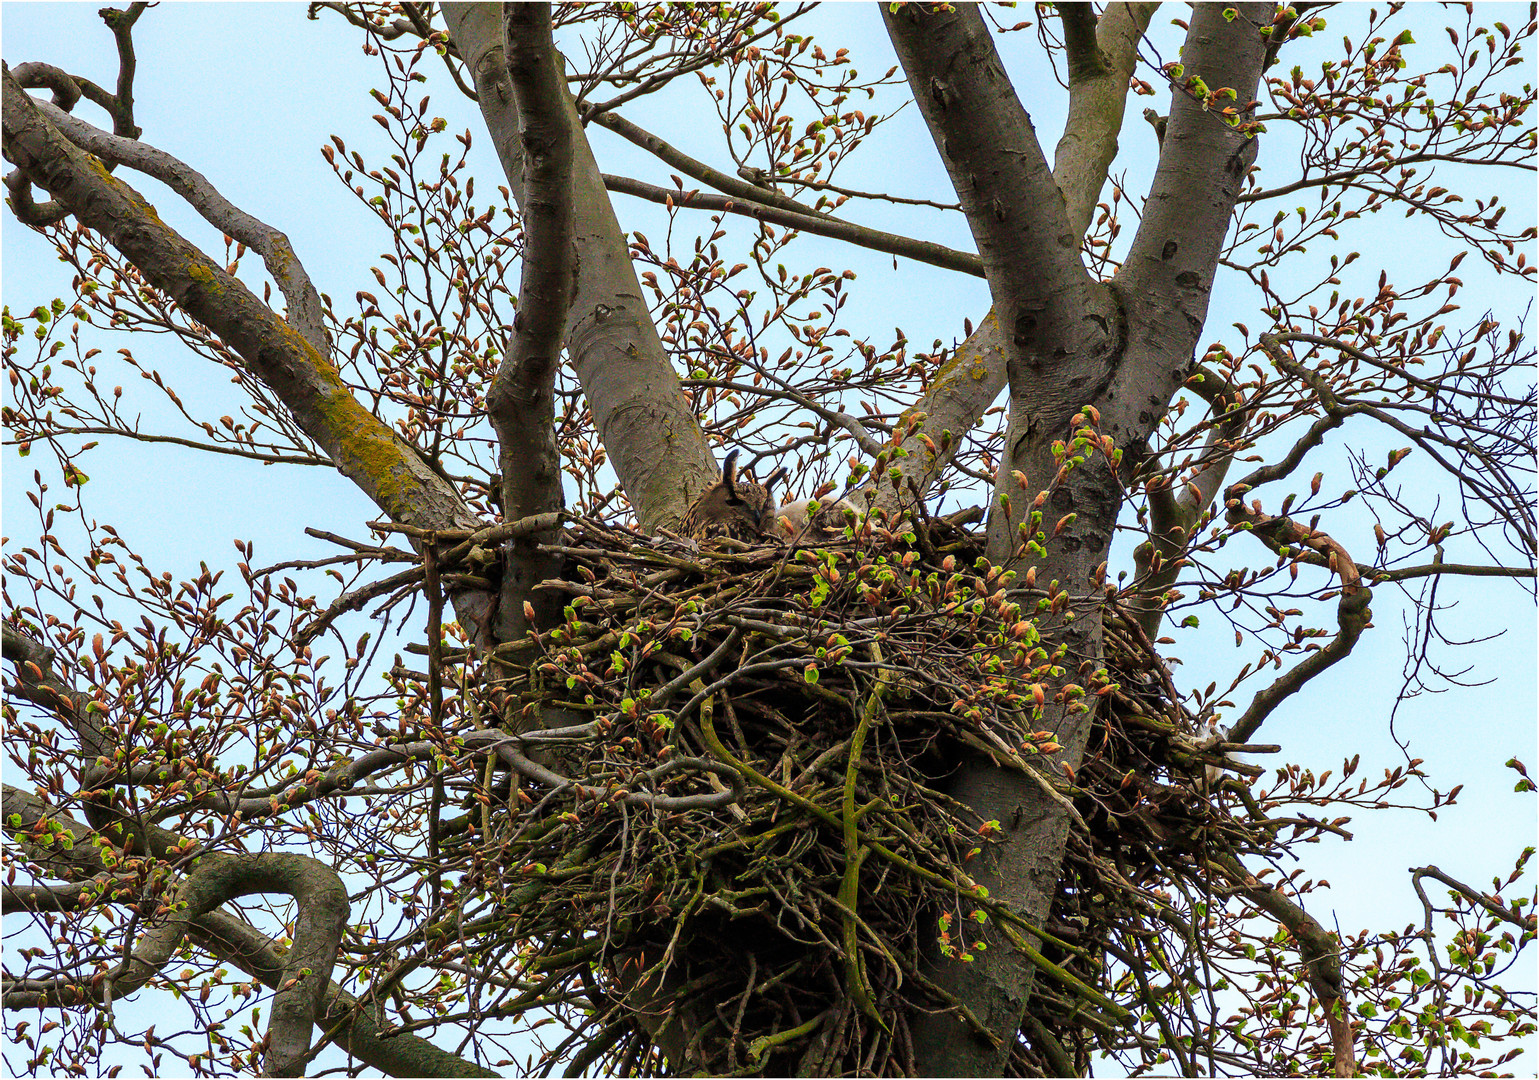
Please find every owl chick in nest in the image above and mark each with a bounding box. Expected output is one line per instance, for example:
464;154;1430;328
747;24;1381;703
775;495;858;540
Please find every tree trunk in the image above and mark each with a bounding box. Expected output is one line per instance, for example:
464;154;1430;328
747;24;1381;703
882;4;1271;1071
444;3;715;531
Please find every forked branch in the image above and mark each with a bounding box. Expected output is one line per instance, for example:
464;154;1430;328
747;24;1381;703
29;99;327;354
1;68;479;541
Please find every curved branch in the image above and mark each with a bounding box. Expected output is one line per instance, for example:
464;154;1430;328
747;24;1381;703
1212;849;1356;1077
1;786;494;1077
5;62;79;223
1;791;349;1079
187;909;501;1078
1223;502;1371;744
4;2;147;221
32;98;328;355
7;61;81;111
1411;864;1538;933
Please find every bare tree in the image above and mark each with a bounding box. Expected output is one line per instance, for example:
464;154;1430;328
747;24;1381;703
4;3;1534;1076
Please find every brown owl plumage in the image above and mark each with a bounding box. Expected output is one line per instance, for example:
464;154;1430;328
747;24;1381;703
681;450;787;541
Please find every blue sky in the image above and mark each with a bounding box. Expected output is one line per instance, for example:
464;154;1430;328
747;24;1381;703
3;3;1534;1075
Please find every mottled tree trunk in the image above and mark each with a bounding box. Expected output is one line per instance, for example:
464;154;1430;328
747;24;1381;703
444;3;716;532
881;4;1271;1072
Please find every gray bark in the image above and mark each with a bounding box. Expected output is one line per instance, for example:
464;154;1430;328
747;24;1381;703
32;98;327;355
1053;3;1159;242
1;788;349;1079
444;3;716;531
1;786;498;1077
879;3;1154;515
882;4;1270;1072
1107;0;1270;492
882;6;1117;1071
487;2;574;636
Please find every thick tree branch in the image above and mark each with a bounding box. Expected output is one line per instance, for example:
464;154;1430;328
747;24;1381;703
4;4;147;223
98;2;148;138
1222;501;1371;744
1058;5;1108;82
1116;4;1269;339
487;2;574;638
31;98;328;355
4;67;499;644
877;313;1003;516
882;2;1117;562
444;3;716;531
880;7;1125;1072
881;0;1152;514
1;69;476;540
1089;8;1272;551
881;6;1094;346
1054;2;1158;241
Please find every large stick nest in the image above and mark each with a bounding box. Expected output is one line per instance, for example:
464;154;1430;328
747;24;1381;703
424;513;1271;1076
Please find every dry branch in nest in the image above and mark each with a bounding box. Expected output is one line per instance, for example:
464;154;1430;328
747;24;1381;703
374;512;1287;1076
